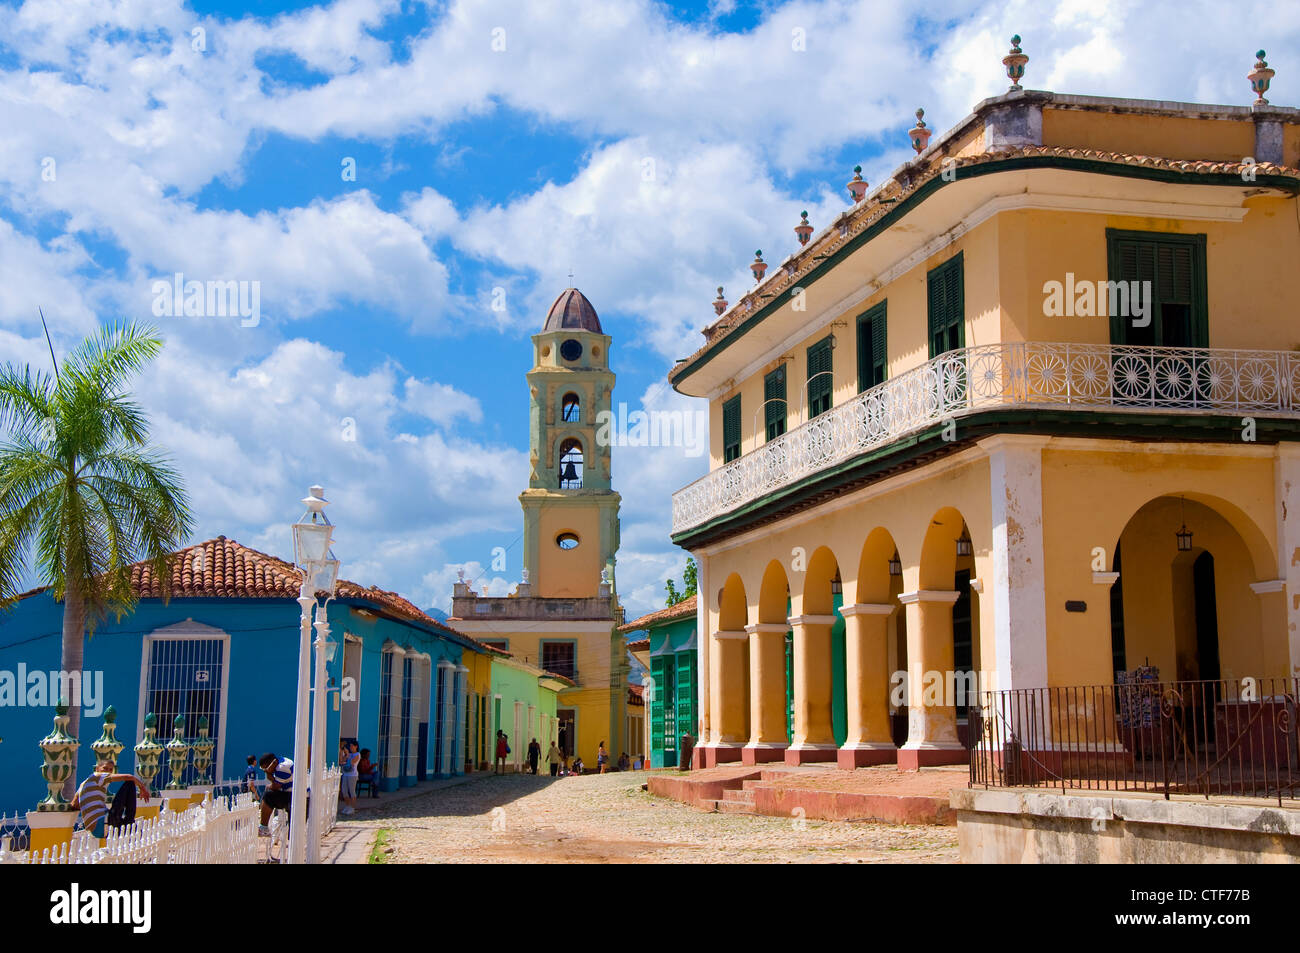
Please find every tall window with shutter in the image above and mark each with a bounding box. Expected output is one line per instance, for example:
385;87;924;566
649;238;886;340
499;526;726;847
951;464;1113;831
857;301;887;392
927;253;964;358
763;366;787;441
722;395;741;462
1106;230;1207;347
806;335;834;418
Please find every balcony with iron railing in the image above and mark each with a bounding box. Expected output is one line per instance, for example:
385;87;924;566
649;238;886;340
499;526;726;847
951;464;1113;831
671;342;1300;536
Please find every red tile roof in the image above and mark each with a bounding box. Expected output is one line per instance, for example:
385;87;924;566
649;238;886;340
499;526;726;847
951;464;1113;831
19;536;488;650
626;638;649;652
671;147;1300;381
618;594;696;633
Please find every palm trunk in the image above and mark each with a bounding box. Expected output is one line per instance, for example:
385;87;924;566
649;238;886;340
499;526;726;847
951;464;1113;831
60;575;86;800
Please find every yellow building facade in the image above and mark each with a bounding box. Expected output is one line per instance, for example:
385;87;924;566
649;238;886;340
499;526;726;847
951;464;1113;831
669;56;1300;770
450;288;629;768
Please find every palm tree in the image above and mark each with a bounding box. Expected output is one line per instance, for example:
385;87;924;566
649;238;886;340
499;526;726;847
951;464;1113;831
0;322;193;793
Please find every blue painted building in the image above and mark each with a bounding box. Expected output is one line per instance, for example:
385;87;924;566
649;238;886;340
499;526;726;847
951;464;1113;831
0;536;490;814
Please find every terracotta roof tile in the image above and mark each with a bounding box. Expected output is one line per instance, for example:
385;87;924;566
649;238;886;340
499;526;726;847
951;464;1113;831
618;594;696;633
40;535;487;650
672;148;1300;378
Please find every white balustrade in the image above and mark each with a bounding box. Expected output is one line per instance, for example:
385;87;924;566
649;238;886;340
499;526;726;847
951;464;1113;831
672;342;1300;533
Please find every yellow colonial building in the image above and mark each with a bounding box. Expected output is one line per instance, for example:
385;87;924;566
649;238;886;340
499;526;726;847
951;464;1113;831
669;45;1300;771
450;288;630;768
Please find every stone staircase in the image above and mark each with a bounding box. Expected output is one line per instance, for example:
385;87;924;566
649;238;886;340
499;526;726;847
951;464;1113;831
716;783;758;814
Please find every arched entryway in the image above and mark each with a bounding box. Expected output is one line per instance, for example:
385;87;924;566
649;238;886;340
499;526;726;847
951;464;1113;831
901;507;980;768
743;561;792;764
1109;495;1283;684
838;527;903;767
702;573;750;765
785;547;842;764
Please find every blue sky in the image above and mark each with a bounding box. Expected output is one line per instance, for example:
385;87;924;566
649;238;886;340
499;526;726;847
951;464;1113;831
0;0;1292;618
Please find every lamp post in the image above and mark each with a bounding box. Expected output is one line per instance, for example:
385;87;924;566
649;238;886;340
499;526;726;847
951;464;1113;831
290;485;339;865
307;614;339;864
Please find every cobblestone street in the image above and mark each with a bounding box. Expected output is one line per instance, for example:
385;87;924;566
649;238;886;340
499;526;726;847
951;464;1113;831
342;771;959;863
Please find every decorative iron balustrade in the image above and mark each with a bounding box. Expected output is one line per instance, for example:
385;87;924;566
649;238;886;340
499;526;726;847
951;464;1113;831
969;678;1299;806
672;342;1300;534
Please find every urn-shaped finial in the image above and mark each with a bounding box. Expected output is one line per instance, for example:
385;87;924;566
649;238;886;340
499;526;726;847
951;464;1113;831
1003;34;1028;90
846;165;868;202
1249;50;1275;105
794;211;814;246
164;713;190;790
134;712;165;792
712;286;728;315
909;108;932;154
37;702;79;812
750;250;767;282
191;715;215;785
90;704;124;771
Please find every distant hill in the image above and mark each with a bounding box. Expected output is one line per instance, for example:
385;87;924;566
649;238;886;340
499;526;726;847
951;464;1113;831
424;606;450;623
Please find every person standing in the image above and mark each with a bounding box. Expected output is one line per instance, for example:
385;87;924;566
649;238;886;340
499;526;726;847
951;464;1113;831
546;740;562;777
597;741;609;774
527;738;541;775
495;730;509;774
257;752;293;835
339;740;360;816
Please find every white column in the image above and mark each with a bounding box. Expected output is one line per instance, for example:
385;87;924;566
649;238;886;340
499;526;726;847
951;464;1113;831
695;552;710;748
983;435;1050;691
383;644;406;783
437;660;454;775
1277;444;1300;678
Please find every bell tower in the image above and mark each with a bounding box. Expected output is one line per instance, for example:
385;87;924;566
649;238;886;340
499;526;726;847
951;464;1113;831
521;287;621;600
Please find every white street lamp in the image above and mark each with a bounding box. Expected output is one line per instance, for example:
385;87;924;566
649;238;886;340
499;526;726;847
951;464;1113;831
289;485;339;865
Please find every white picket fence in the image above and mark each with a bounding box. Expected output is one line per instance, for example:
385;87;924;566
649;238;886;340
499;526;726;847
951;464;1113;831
0;765;343;865
0;792;260;865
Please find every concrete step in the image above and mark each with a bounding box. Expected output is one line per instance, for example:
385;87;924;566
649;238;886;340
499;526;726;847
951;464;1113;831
722;787;755;803
717;799;756;814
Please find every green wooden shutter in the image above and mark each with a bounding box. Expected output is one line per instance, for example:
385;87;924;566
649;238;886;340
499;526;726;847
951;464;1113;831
676;650;695;741
763;367;787;440
806;336;834;417
1107;230;1207;347
857;302;887;392
722;395;741;462
650;655;666;757
927;253;964;358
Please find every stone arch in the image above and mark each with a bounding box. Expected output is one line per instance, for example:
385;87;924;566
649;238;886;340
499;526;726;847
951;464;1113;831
758;560;790;624
802;545;840;615
718;572;748;630
855;527;900;605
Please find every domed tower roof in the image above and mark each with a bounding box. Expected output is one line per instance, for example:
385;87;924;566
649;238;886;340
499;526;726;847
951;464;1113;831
543;287;602;333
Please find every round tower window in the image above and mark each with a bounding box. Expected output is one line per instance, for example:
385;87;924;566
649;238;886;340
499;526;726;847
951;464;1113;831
556;532;580;550
560;339;583;362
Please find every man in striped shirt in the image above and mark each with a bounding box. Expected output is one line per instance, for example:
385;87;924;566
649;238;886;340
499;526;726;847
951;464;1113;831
257;752;294;835
70;759;151;839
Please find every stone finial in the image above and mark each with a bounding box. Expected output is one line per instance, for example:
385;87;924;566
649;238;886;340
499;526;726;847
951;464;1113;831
164;713;190;790
521;568;529;585
794;211;814;246
846;165;868;202
90;705;124;770
712;286;728;316
37;702;78;812
909;108;932;154
750;250;767;283
134;712;165;792
1249;50;1275;105
191;716;215;786
1003;34;1028;90
456;568;465;583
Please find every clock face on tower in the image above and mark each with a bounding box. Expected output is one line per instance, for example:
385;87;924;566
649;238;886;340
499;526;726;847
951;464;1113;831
559;339;583;362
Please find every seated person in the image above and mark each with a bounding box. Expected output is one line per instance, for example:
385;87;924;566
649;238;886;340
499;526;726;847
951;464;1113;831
257;752;294;835
71;759;151;840
570;756;584;775
617;752;630;772
243;754;262;800
357;748;381;795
